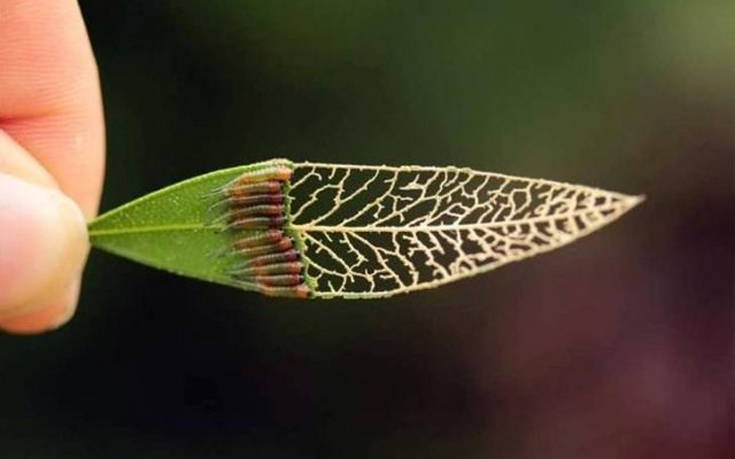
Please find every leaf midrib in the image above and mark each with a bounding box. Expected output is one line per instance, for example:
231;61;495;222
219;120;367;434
289;202;639;233
89;201;639;237
88;223;221;237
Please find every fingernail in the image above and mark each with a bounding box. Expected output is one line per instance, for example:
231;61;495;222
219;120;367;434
0;173;89;318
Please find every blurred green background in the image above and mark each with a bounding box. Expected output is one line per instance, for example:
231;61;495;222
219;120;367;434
2;1;733;457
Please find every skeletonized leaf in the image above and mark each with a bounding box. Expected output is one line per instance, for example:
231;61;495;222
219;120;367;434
89;159;643;299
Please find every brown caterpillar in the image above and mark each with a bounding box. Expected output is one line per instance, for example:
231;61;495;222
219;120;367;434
225;165;293;187
226;215;286;230
226;204;285;220
231;230;285;249
224;194;285;207
249;274;304;287
230;249;300;270
228;261;303;277
226;180;283;198
232;238;294;258
257;284;311;299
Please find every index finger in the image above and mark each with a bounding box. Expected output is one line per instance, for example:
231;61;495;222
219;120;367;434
0;0;105;218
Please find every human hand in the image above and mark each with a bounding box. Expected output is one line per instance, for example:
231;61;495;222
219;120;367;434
0;0;104;333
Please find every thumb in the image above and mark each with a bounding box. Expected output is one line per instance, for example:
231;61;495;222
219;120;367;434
0;172;89;334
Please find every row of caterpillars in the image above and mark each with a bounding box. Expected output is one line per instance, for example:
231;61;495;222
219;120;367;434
215;163;310;298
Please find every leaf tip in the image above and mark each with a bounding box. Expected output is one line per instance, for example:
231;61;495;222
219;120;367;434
625;194;647;209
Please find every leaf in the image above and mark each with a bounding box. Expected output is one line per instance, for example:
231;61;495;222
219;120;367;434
89;158;643;299
88;162;282;292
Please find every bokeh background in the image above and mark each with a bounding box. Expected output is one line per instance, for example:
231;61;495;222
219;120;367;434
2;1;733;457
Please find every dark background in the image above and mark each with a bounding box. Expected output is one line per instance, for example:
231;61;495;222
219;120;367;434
2;1;733;457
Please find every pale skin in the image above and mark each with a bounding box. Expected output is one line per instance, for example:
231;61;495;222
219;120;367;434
0;0;104;333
